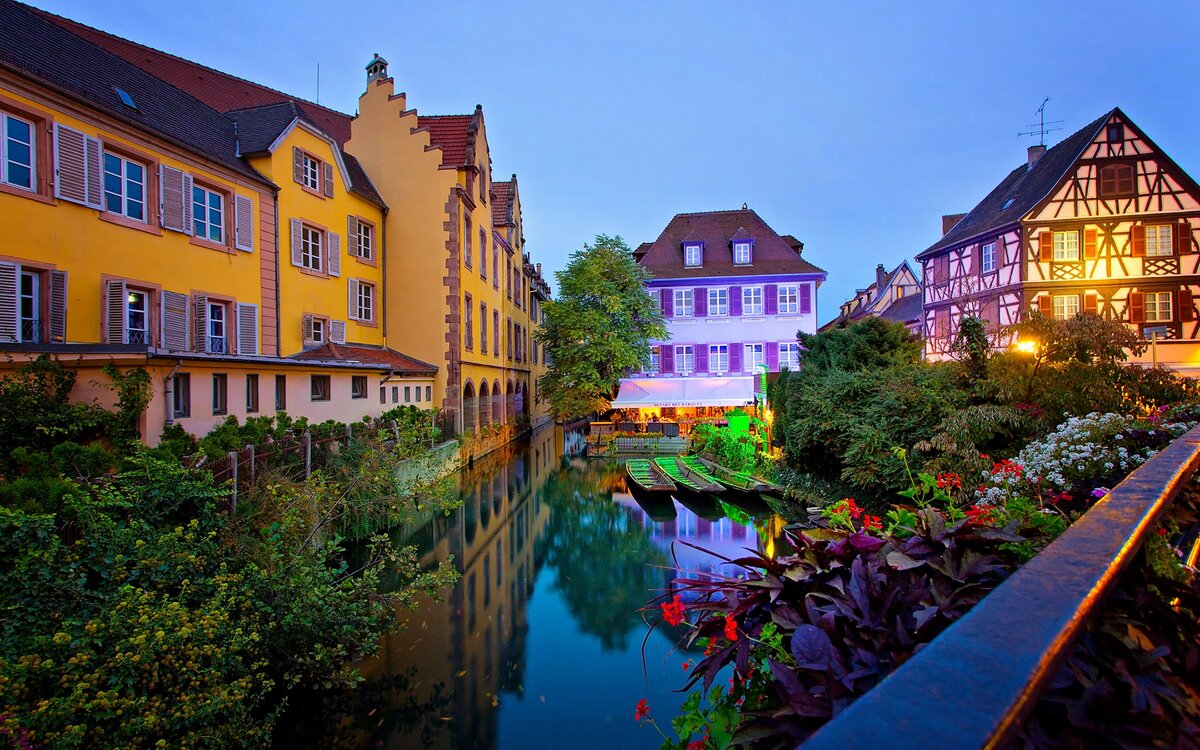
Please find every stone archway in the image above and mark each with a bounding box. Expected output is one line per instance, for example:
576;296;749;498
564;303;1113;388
462;381;476;434
478;380;490;429
492;379;503;425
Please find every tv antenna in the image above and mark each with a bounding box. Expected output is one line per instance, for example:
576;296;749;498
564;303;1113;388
1018;97;1063;146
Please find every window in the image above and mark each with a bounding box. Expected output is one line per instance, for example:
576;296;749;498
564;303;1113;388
494;311;500;358
307;316;326;345
744;343;765;372
1145;291;1173;323
464;294;474;350
102;152;145;221
778;285;799;314
1;112;34;191
379;386;386;404
310;374;331;401
192;184;224;243
404;386;412;403
896;286;905;299
172;374;190;418
356;282;375;322
480;229;487;278
674;345;694;374
212;373;227;416
708;288;728;317
480;302;489;353
300;225;322;271
1106;123;1123;143
742;286;763;316
464;216;473;268
351;375;368;399
414;386;422;403
673;289;694;317
391;385;398;403
733;241;752;265
1146;225;1174;257
245;374;259;413
684;244;702;268
1052;231;1079;261
425;386;432;402
709;344;729;373
493;242;500;289
649;346;660;373
780;342;801;370
18;270;41;343
981;242;997;273
126;289;149;345
301;152;319;191
1098;163;1135;197
208;302;227;354
1052;294;1080;320
275;374;286;411
357;222;373;261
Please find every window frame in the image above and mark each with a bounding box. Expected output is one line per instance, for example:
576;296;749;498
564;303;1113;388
18;269;43;343
125;288;150;345
744;343;765;372
102;150;147;223
1;110;35;192
1145;291;1173;323
275;374;286;412
310;374;331;402
1052;231;1080;262
172;373;191;419
207;301;228;354
1052;294;1080;321
742;286;764;316
191;182;226;244
648;345;660;373
683;243;703;268
732;241;752;265
980;242;997;273
779;342;801;370
351;375;368;400
674;345;695;374
299;224;323;272
708;288;729;317
778;285;800;315
673;289;694;317
464;293;474;350
211;373;228;416
356;219;374;262
1145;224;1174;258
1098;162;1136;198
245;373;259;413
356;280;376;323
709;344;729;373
300;152;320;192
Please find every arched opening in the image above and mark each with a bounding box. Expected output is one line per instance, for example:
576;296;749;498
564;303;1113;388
478;380;490;429
492;379;502;425
462;381;477;434
515;381;526;418
507;380;516;423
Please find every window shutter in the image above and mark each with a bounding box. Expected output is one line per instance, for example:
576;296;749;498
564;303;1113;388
327;232;341;277
0;263;17;342
290;219;303;267
1083;229;1097;260
1036;295;1053;318
161;290;189;351
764;285;778;315
1128;292;1144;323
730;286;742;316
181;174;194;235
105;279;127;344
661;345;674;374
347;216;360;258
347;279;359;321
53;124;89;206
237;303;259;355
695;345;709;374
234;195;254;251
694;288;707;317
1039;231;1053;262
662;290;673;318
193;294;209;352
1179;288;1195;322
1084;292;1099;315
330;319;346;344
995;237;1005;268
302;314;315;344
159;165;187;232
799;284;812;315
83;135;102;209
1131;225;1145;257
293;147;304;184
730;344;742;373
323;162;334;197
1177;222;1191;255
49;271;67;342
766;343;779;371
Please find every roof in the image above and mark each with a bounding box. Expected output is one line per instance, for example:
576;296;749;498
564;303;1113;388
0;0;266;185
291;342;438;375
918;109;1115;259
877;293;923;325
491;179;514;225
417;113;477;168
638;208;827;279
36;5;355;144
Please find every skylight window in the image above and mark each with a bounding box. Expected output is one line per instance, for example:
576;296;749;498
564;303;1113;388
114;87;137;110
1001;198;1015;210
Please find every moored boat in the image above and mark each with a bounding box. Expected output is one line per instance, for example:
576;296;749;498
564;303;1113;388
626;459;676;497
691;455;784;499
654;457;724;498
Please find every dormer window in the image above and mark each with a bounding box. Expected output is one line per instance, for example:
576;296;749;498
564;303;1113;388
683;243;703;268
733;241;752;265
1106;123;1123;143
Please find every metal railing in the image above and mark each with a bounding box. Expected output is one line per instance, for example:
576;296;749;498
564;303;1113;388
19;319;44;343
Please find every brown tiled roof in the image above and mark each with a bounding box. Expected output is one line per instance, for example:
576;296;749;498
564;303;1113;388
291;343;437;375
638;209;826;279
878;293;923;325
36;6;355;144
491;179;514;225
417;113;475;168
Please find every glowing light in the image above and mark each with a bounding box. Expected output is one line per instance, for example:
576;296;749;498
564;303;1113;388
1015;339;1038;354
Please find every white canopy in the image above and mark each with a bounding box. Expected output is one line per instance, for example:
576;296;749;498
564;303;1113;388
611;376;755;408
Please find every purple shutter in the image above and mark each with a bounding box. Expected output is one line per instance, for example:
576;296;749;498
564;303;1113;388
764;284;778;315
0;263;17;342
695;288;707;317
730;344;742;373
662;290;673;318
730;286;742;316
799;284;812;315
661;345;674;374
766;342;779;370
696;345;709;374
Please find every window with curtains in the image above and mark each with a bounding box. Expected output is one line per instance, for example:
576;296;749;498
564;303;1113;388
709;344;729;373
1052;294;1080;320
18;270;42;343
1145;291;1173;323
1053;231;1079;261
125;289;149;345
778;285;799;314
172;374;191;418
780;342;801;369
708;288;728;316
674;289;694;317
1145;225;1173;257
742;286;763;316
674;345;694;374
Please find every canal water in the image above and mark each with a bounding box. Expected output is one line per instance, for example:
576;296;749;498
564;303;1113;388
276;426;787;749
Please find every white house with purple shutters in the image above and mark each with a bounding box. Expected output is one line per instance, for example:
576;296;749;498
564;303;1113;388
613;208;827;418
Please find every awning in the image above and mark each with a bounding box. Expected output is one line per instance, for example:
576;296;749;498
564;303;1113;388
611;376;755;408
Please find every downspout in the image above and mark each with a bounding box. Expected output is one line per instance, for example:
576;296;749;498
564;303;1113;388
273;190;281;356
381;206;388;346
163;359;182;430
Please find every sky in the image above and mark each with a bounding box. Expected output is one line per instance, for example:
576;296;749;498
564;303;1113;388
30;0;1200;324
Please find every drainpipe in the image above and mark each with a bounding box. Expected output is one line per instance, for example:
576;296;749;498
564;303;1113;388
381;206;388;345
164;359;182;429
273;190;281;356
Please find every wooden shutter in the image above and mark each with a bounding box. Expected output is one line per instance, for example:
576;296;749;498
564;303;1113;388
293;147;304;184
1036;295;1053;318
764;284;778;315
766;342;779;371
0;263;17;342
730;286;742;316
1179;288;1195;322
1084;292;1099;315
730;344;742;373
799;284;812;315
1128;292;1145;323
181;174;194;235
1131;225;1145;257
323;162;334;197
327;232;341;277
302;314;315;344
661;289;673;318
290;219;303;267
234;195;254;251
330;319;346;344
695;345;709;374
1039;231;1053;262
694;288;707;317
236;303;258;354
104;279;127;344
1177;221;1191;255
995;237;1006;268
347;216;360;258
159;165;187;232
1083;229;1097;260
161;290;189;351
193;293;209;352
83;135;102;208
54;124;103;208
49;271;67;342
347;279;360;320
661;345;674;374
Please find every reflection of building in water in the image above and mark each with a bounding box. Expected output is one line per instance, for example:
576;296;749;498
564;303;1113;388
360;424;560;749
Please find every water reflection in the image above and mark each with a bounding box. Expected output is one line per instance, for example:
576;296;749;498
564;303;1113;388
275;430;787;750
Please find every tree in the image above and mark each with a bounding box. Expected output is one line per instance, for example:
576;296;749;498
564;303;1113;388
534;234;667;419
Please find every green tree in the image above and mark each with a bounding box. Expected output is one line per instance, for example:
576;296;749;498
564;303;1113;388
534;234;667;418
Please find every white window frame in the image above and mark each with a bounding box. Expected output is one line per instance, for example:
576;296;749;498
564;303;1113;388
1145;225;1173;258
102;152;146;222
1052;294;1080;321
18;270;40;343
192;184;225;243
357;282;375;322
744;343;765;372
684;244;702;268
708;288;729;317
126;289;149;345
1145;291;1173;323
733;241;751;265
649;346;660;374
709;344;729;373
301;153;320;191
780;342;801;370
778;285;799;315
742;286;763;316
674;345;694;374
357;222;374;260
1;111;35;191
300;225;323;271
208;301;227;353
1052;231;1079;262
674;289;694;317
310;317;325;344
980;242;997;273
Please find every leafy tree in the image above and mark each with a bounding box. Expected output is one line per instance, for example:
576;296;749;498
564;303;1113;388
797;317;922;372
534;234;667;419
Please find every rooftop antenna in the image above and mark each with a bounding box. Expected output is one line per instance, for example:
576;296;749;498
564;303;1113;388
316;62;320;104
1018;97;1063;146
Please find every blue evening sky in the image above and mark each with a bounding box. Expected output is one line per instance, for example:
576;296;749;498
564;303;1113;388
32;0;1200;324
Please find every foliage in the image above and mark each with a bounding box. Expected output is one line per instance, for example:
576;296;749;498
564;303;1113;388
951;315;989;383
99;362;153;446
690;424;763;474
534;234;668;418
796;317;922;373
0;356;109;475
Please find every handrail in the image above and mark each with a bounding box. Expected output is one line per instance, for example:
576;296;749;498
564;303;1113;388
801;424;1200;750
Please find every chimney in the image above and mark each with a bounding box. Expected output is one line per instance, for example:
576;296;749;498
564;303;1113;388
942;213;966;236
365;53;389;83
1027;144;1046;170
876;264;887;291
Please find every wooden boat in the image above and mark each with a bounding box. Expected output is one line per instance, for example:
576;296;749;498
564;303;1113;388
653;457;724;498
690;455;784;499
626;459;675;497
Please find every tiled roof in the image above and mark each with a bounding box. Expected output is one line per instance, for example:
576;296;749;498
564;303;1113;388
417;113;475;168
0;0;266;184
36;6;355;144
877;293;923;325
918;109;1115;259
491;179;514;225
291;343;438;375
342;153;384;207
638;208;827;279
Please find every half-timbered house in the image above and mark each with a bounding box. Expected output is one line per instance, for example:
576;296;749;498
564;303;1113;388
918;108;1200;371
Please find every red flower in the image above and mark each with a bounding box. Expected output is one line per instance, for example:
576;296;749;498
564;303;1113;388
861;514;882;532
682;660;692;671
936;472;962;491
704;641;718;656
661;596;686;626
687;731;709;750
833;497;863;519
634;698;650;722
723;614;738;642
964;505;995;525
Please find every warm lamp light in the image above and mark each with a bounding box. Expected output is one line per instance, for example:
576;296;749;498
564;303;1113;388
1015;339;1038;354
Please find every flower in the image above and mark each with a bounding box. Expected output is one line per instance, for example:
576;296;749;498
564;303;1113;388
936;472;962;491
861;514;882;532
634;698;650;722
832;498;863;519
687;731;710;750
661;596;685;627
723;614;739;642
964;505;995;525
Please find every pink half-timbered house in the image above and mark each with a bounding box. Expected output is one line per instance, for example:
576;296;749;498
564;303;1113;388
919;108;1200;370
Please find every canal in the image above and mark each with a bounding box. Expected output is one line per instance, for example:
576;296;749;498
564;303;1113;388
275;426;787;749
